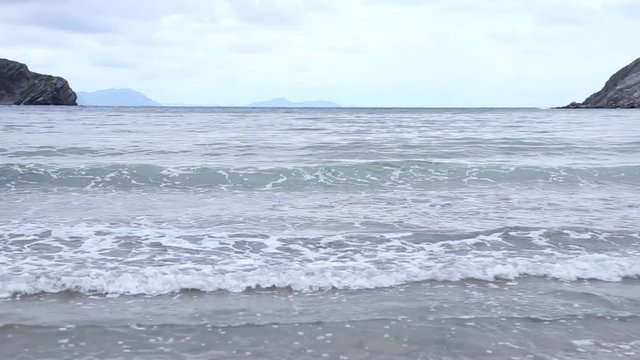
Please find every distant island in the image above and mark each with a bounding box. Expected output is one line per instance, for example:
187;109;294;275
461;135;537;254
0;58;76;105
248;97;340;108
77;88;160;106
565;57;640;108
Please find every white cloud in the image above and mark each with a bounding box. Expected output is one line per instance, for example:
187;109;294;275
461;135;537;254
0;0;637;106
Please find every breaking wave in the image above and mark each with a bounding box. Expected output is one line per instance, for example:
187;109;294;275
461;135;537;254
2;162;638;189
2;225;639;298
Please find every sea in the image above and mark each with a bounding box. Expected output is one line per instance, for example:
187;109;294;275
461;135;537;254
1;106;639;359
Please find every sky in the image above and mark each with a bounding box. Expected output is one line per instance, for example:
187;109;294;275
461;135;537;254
0;0;638;107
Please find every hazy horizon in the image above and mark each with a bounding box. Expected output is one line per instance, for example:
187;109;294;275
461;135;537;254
1;0;637;107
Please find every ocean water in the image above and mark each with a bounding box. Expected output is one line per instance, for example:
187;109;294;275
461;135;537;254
1;106;640;359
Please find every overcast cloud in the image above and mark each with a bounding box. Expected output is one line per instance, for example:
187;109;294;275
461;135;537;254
0;0;637;106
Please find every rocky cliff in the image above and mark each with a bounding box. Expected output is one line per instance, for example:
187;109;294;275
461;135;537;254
0;58;77;105
565;57;640;108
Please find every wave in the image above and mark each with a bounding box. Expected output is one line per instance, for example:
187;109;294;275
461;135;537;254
2;162;638;189
1;225;639;298
2;254;639;298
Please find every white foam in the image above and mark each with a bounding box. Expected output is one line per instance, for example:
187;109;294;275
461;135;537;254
572;339;595;347
1;223;639;298
2;251;640;298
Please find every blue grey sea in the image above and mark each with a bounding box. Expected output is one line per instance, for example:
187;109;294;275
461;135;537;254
1;106;640;359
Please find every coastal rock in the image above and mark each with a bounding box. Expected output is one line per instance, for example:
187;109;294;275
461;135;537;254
0;58;77;105
565;57;640;108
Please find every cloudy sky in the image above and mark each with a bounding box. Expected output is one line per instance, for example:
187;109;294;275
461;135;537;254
0;0;637;107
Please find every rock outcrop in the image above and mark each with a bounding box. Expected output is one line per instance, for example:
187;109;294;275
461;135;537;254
0;58;77;105
565;57;640;108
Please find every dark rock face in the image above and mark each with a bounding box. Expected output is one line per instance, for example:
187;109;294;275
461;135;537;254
565;58;640;108
0;58;77;106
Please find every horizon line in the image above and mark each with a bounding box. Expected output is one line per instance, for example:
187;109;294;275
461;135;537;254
77;104;560;109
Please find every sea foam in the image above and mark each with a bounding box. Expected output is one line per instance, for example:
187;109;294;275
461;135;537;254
1;224;639;298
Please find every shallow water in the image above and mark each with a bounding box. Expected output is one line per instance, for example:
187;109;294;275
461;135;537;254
1;106;640;359
2;279;640;359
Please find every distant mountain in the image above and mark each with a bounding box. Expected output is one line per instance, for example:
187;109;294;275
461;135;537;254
248;97;339;108
77;88;160;106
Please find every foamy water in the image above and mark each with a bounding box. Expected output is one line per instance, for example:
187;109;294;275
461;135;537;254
1;107;640;359
2;224;640;297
